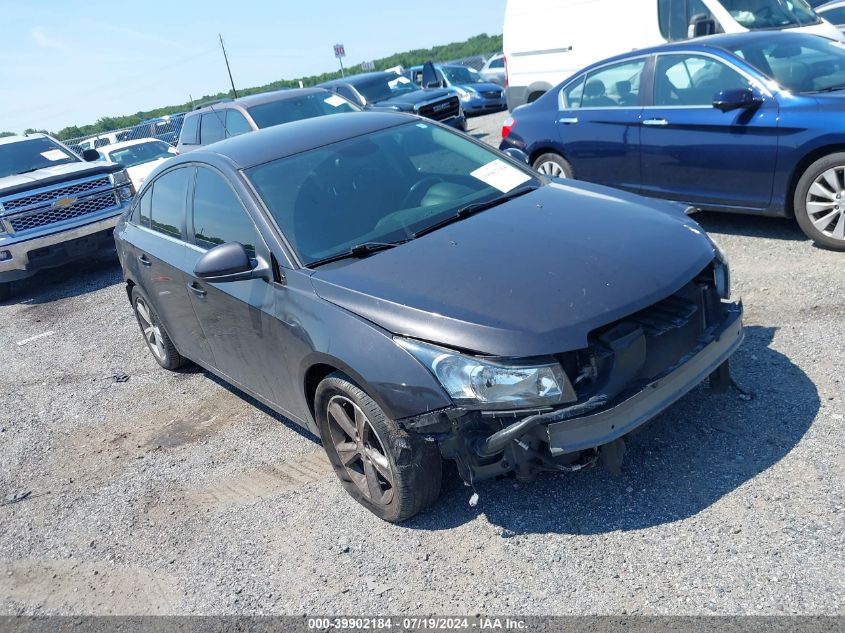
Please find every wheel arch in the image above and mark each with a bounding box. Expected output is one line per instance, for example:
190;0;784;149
786;144;845;217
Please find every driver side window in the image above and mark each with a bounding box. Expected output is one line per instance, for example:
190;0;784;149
654;54;750;106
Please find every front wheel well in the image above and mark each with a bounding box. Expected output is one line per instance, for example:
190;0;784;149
787;144;845;216
304;363;342;422
529;147;567;167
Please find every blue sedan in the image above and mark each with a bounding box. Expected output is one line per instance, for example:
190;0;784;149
500;32;845;250
409;64;507;115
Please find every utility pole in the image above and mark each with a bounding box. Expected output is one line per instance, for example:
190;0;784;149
219;33;238;98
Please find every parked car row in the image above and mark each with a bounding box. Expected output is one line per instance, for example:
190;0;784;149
500;30;845;250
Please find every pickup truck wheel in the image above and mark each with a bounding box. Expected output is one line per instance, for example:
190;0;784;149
794;153;845;251
534;153;574;179
0;283;10;302
130;287;185;370
315;372;442;523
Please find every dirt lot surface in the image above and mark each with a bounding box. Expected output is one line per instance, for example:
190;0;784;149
1;112;843;615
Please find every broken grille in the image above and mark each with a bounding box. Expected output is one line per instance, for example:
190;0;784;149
8;192;118;233
1;177;112;212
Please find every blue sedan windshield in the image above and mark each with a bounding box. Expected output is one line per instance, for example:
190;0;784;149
725;34;845;92
717;0;819;28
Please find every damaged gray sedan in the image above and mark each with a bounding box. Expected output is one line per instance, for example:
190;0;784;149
114;112;743;522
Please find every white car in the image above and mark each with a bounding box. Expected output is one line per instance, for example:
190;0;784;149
96;138;178;189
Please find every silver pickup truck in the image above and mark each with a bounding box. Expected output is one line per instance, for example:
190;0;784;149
0;134;134;300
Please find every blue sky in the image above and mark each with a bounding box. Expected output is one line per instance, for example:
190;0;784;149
1;0;506;134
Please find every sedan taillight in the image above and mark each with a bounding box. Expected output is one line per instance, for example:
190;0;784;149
502;116;516;139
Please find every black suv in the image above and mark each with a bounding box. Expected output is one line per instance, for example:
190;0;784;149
319;65;466;130
176;88;359;152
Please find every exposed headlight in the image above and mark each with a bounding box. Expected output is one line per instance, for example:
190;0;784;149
396;338;577;410
111;170;135;201
110;170;131;187
711;238;731;299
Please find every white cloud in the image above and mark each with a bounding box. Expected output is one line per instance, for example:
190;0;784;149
31;26;64;50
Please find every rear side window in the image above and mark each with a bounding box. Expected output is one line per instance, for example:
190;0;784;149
561;76;586;109
180;115;199;145
137;186;152;228
200;112;226;145
149;168;192;239
580;59;646;108
191;167;259;255
225;110;252;137
489;57;504;69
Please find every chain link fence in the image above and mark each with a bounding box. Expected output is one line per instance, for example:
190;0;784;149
61;113;185;154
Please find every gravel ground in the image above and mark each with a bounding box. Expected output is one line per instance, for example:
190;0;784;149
1;111;843;616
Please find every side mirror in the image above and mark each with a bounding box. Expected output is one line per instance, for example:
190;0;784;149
713;88;762;112
421;61;442;89
193;241;268;283
502;148;530;165
82;149;100;162
689;15;717;38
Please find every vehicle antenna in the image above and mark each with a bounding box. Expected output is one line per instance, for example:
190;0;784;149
219;33;238;98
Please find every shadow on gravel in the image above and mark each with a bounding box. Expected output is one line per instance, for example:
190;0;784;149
407;325;819;534
201;370;321;444
693;212;807;243
1;254;122;306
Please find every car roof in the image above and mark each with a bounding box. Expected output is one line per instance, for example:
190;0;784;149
591;31;824;69
99;137;168;152
188;88;330;116
170;111;412;170
0;133;51;146
320;71;398;87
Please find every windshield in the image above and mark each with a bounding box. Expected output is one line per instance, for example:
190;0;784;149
105;140;174;168
441;66;485;85
247;122;541;265
349;74;417;103
248;93;358;128
716;0;819;28
0;137;77;178
725;34;845;92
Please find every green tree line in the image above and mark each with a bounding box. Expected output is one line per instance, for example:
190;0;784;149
1;33;501;141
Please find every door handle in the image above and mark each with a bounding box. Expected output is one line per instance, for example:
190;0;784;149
558;117;579;124
187;282;207;297
138;254;152;267
643;118;669;127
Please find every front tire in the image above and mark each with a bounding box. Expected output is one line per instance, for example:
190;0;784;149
130;286;185;370
315;372;442;523
533;153;574;179
794;153;845;251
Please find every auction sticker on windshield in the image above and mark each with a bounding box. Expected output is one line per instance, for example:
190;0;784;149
40;149;68;161
471;159;532;193
324;95;348;108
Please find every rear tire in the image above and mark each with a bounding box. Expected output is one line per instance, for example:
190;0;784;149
527;90;546;103
794;153;845;251
315;372;442;523
533;153;574;179
0;282;10;302
130;286;185;370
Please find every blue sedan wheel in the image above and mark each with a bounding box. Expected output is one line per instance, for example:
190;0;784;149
795;153;845;251
533;153;574;179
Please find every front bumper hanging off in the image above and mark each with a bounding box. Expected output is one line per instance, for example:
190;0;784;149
421;299;743;484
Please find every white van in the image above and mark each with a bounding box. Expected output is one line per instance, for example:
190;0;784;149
504;0;845;110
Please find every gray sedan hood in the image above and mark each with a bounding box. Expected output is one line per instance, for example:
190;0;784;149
310;181;717;357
